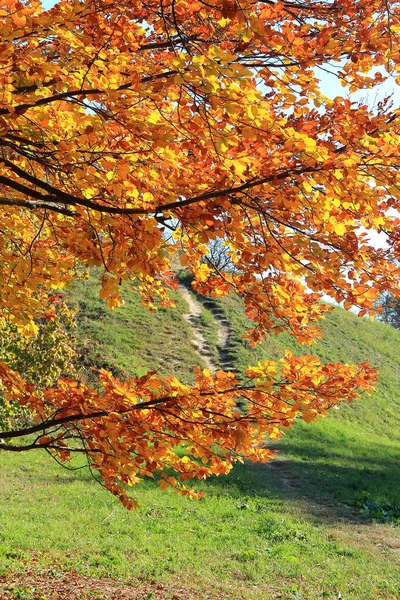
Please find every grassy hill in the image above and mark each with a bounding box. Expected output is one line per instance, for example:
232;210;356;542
69;273;400;513
69;275;207;384
0;273;399;600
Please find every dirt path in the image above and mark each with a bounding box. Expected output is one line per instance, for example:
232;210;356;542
200;298;231;367
0;572;201;600
178;283;217;373
178;283;234;375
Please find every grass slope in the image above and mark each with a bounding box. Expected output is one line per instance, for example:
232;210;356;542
216;293;400;514
69;275;212;384
0;276;399;600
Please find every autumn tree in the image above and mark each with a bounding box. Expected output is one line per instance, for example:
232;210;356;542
0;294;77;432
0;0;399;507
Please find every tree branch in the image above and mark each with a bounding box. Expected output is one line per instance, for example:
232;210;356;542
0;161;321;218
1;71;179;116
0;197;75;217
0;393;181;440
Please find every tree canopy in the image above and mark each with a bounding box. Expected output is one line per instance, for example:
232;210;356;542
0;0;399;507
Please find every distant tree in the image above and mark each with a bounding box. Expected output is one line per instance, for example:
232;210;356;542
0;0;399;508
377;292;400;329
201;239;235;273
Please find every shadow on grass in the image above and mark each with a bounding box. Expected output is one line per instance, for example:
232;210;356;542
21;424;400;525
276;433;400;494
202;435;400;525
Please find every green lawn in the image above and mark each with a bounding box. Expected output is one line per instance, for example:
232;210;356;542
0;445;399;599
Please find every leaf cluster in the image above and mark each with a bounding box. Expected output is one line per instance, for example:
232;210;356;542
0;295;76;432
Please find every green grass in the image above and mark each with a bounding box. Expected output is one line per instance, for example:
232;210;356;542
1;276;400;599
0;448;399;599
69;274;206;384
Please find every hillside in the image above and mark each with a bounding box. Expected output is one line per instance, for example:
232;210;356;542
69;272;400;516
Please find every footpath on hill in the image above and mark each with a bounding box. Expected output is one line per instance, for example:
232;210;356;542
178;282;233;374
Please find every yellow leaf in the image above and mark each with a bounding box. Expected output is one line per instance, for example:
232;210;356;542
83;188;96;199
334;222;346;236
216;138;229;153
192;55;205;65
148;111;161;124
